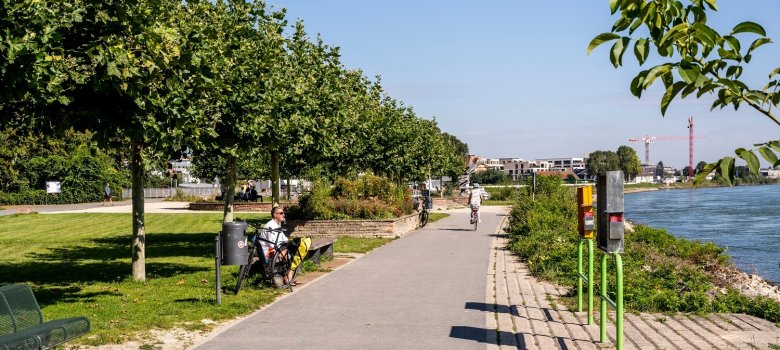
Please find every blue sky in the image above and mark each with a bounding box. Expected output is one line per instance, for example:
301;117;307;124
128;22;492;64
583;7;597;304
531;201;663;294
266;1;780;169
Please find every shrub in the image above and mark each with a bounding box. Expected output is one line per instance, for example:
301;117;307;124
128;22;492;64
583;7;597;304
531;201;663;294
505;175;780;323
287;174;412;220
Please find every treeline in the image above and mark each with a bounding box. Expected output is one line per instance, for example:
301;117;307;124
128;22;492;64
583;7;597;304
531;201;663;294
0;0;467;280
0;0;467;205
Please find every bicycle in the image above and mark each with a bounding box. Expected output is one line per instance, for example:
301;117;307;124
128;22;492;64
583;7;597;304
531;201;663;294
417;196;429;227
470;206;479;231
234;223;299;294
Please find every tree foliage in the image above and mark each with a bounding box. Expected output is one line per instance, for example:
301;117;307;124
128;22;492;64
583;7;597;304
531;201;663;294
586;150;621;176
589;0;780;185
617;145;643;180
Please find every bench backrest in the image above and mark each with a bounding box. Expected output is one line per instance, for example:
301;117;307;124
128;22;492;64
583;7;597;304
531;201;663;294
0;284;44;335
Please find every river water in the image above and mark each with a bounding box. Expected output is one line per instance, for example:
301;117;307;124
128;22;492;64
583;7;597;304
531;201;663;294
624;185;780;284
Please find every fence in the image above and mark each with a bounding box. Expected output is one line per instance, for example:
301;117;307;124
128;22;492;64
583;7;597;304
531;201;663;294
121;187;220;199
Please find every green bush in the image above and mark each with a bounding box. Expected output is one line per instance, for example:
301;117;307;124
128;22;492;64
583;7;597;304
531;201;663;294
505;175;780;323
485;186;521;201
287;174;412;220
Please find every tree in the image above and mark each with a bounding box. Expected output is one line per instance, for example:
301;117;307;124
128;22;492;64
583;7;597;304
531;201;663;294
617;145;643;181
588;0;780;185
655;161;665;178
695;161;708;174
586;150;620;177
1;0;213;281
471;169;507;185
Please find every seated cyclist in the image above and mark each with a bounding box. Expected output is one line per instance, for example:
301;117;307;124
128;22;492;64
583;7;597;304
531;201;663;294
469;183;485;223
260;206;298;286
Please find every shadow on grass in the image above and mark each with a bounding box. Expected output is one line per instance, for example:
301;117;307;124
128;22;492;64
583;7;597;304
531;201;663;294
0;260;207;285
25;232;217;262
1;232;217;294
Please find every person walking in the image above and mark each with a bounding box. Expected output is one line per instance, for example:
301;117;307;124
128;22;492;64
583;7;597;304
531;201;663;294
103;183;112;206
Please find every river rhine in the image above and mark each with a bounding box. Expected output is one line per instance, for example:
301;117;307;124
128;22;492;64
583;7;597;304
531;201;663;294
624;185;780;285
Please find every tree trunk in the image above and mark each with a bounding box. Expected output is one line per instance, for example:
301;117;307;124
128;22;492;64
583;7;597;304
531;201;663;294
286;176;291;201
131;140;146;282
222;154;238;223
271;151;280;206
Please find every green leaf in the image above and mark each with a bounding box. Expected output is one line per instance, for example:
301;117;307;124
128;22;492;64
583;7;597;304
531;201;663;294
719;157;734;186
107;62;121;78
769;66;780;78
725;65;742;79
680;83;697;98
748;38;772;54
678;65;700;84
643;64;673;88
660;81;687;115
633;38;649;65
609;0;620;14
769;141;780;152
587;33;621;54
697;83;718;97
703;0;718;11
693;162;716;186
731;21;766;36
738;150;760;175
658;23;690;51
734;147;747;156
758;147;778;165
610;37;630;67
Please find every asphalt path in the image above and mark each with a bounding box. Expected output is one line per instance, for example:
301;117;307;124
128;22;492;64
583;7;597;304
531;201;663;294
194;206;507;350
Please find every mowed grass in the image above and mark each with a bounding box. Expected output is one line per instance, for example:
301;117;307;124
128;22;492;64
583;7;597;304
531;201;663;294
0;212;280;346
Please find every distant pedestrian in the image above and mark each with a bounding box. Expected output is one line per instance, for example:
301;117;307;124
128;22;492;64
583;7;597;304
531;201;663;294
103;183;112;206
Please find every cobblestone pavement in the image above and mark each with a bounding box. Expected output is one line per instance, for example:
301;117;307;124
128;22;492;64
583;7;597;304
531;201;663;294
486;235;780;350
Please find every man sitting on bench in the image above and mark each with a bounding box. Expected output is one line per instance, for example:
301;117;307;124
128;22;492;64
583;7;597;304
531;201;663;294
261;206;309;286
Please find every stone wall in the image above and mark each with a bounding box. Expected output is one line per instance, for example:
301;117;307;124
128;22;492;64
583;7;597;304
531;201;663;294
286;213;419;238
188;202;273;212
432;197;468;210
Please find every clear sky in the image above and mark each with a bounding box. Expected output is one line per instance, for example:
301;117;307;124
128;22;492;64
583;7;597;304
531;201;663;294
265;0;780;169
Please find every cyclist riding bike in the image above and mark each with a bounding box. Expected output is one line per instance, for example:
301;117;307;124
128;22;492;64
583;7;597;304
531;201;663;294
469;183;485;224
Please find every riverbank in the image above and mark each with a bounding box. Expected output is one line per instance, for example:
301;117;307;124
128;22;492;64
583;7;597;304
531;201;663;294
508;180;780;325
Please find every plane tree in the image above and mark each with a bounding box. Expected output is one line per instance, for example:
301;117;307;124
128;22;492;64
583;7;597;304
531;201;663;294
182;0;287;222
0;0;215;281
588;0;780;184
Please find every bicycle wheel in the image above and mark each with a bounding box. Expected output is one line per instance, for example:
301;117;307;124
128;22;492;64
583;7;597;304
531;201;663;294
269;246;293;288
235;249;256;295
419;210;429;227
472;212;478;231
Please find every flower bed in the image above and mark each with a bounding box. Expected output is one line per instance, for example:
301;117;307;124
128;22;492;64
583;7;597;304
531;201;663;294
285;213;419;238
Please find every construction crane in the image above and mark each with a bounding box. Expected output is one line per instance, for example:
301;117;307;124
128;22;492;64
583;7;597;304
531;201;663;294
628;117;697;174
687;116;694;178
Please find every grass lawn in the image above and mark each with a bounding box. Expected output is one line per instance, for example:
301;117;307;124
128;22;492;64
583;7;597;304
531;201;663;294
0;212;392;346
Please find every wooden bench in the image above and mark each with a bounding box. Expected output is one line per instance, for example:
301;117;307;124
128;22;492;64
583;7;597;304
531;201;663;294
306;238;336;265
0;284;90;350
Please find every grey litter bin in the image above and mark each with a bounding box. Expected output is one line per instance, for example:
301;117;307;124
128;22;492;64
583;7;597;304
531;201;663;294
221;221;249;265
421;189;432;209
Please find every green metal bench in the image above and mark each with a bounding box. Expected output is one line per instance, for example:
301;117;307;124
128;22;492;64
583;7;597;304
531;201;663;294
0;284;90;350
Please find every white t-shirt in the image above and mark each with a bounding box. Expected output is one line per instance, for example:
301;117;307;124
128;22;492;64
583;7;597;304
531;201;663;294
259;219;288;257
469;189;482;206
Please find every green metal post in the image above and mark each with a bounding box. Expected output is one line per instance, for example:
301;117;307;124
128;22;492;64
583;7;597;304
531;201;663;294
600;253;607;343
616;253;624;350
578;238;583;312
588;239;594;325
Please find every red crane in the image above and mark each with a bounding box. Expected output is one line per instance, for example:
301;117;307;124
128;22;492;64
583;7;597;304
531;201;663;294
688;116;694;178
628;116;698;176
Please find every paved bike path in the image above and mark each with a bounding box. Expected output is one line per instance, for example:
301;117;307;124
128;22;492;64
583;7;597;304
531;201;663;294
194;207;506;350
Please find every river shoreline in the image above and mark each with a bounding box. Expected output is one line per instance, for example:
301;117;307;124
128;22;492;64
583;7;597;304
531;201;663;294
624;185;780;302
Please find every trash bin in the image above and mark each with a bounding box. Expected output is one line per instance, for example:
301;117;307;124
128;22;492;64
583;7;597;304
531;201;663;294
221;221;249;265
421;189;432;209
